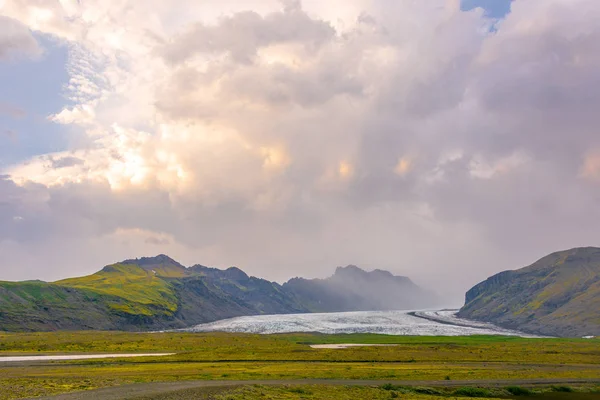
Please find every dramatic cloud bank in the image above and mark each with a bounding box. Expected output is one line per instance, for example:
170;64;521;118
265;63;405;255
1;0;599;301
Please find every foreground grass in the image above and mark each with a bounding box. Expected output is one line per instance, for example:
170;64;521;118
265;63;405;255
213;385;600;400
0;332;599;399
214;385;492;400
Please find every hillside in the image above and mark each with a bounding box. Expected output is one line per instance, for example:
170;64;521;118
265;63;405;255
458;247;600;337
0;255;294;331
0;256;431;332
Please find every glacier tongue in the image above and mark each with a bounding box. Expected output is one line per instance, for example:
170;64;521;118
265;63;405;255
182;310;536;337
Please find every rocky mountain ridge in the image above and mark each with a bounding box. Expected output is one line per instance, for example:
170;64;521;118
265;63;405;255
0;256;433;332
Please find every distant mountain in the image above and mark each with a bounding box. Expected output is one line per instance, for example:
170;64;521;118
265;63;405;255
0;256;432;332
458;247;600;337
284;265;436;312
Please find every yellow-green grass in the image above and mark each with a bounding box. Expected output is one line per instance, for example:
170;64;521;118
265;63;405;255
213;385;497;400
1;332;599;364
212;385;600;400
55;264;179;316
1;332;599;399
0;377;127;400
2;362;599;400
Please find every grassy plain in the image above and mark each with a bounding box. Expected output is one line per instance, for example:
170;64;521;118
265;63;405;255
210;385;600;400
0;332;599;399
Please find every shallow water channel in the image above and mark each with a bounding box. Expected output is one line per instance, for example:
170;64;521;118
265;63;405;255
0;353;174;362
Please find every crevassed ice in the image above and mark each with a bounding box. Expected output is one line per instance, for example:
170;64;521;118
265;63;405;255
182;310;540;337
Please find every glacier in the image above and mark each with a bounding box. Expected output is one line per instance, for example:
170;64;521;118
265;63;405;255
183;309;540;337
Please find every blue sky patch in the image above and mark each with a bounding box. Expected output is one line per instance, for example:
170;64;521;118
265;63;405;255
0;35;71;168
461;0;513;18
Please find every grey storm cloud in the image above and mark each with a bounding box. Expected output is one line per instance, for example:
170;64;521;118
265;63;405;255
48;156;86;169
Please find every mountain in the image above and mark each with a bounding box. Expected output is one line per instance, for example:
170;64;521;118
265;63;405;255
458;247;600;337
0;256;431;332
284;265;436;312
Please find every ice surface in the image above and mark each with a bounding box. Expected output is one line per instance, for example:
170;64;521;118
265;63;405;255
184;310;539;337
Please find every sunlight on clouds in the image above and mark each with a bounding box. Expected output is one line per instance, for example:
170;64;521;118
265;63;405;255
51;104;96;125
469;152;529;179
581;151;600;182
302;0;367;32
58;0;79;17
257;43;306;69
6;154;81;187
27;6;53;27
394;157;413;177
1;1;80;41
261;146;291;172
338;161;354;180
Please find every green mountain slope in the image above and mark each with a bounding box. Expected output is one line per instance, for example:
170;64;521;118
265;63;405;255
458;247;600;337
0;256;432;332
57;263;180;317
0;255;300;331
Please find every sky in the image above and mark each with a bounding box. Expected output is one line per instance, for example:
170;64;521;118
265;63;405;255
1;0;599;303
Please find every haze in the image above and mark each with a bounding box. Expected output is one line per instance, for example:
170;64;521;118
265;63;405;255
1;0;598;303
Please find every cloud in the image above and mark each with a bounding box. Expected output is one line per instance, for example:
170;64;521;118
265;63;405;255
394;157;413;177
0;16;42;61
1;0;600;301
47;156;85;169
581;151;600;182
162;6;336;64
50;105;96;125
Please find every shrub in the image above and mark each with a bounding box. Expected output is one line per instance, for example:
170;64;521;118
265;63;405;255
390;391;399;398
453;387;493;397
506;386;532;396
288;387;312;394
414;387;442;395
551;386;574;393
289;387;309;394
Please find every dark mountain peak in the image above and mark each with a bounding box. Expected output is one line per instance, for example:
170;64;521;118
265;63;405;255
118;255;188;277
188;264;250;282
225;267;249;281
334;265;367;277
333;265;410;282
122;254;184;268
188;264;209;271
284;264;434;313
371;269;394;278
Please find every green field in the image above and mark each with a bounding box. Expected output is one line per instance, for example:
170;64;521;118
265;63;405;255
0;332;599;399
210;385;600;400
